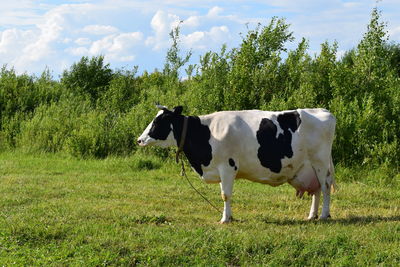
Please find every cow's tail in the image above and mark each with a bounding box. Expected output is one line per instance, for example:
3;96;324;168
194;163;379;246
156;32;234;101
329;155;337;193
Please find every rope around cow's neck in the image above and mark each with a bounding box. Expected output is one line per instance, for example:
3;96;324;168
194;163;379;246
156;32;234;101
175;116;188;163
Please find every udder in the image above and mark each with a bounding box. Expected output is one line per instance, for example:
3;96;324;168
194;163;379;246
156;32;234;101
288;163;320;197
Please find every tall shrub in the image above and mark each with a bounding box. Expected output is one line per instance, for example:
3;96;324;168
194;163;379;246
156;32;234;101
225;18;294;110
61;56;113;103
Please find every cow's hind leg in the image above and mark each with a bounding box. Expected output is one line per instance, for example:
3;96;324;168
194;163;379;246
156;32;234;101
321;158;335;219
219;163;237;224
312;162;331;219
321;185;331;219
308;189;321;220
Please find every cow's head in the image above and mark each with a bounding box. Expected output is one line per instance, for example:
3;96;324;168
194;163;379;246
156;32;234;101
137;105;183;147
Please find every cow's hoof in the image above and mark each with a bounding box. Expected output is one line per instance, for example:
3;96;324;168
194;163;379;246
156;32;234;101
219;216;233;224
307;214;318;220
320;214;331;220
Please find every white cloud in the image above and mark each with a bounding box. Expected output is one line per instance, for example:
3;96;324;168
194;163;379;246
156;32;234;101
181;25;230;50
389;26;400;41
87;32;143;61
207;6;223;17
0;3;97;73
145;7;235;52
151;10;181;35
184;15;200;27
82;25;119;35
146;10;181;50
111;32;143;52
75;37;91;46
0;28;34;54
336;49;347;59
343;2;362;8
0;1;44;26
0;3;145;73
22;5;66;62
184;31;205;48
67;46;89;56
0;28;37;72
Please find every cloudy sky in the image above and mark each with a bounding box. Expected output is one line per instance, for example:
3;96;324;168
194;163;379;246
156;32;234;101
1;0;400;77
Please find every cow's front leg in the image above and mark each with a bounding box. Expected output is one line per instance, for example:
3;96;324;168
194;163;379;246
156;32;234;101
219;166;236;224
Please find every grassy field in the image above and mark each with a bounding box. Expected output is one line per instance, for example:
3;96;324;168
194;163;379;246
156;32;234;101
0;151;399;266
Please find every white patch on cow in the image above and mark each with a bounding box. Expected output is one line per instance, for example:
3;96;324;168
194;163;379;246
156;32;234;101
161;125;176;148
137;120;155;146
273;116;284;139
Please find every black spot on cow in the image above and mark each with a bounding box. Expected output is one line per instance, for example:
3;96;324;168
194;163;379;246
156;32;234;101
277;112;302;133
256;111;301;173
228;158;238;171
229;158;235;167
170;108;212;176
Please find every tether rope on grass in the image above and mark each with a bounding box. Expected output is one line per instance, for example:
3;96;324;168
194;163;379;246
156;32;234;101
177;153;222;215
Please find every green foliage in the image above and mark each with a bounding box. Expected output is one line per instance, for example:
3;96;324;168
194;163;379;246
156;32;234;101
17;97;91;153
0;67;36;119
0;67;62;148
66;110;136;158
97;68;140;113
61;56;113;102
0;8;399;171
164;25;192;79
225;18;294;110
187;45;230;114
1;112;28;148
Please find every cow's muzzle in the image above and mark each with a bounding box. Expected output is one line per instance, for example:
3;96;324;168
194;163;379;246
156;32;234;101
137;137;152;147
137;138;146;146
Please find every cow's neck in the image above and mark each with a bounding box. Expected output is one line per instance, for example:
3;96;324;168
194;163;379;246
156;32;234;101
171;115;186;147
172;115;212;176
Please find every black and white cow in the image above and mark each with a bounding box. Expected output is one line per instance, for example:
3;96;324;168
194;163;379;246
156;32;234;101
137;105;336;223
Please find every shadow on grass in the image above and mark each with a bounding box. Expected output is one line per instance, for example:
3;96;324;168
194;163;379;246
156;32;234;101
261;215;400;226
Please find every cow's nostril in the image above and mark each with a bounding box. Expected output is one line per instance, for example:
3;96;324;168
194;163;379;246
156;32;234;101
137;139;142;144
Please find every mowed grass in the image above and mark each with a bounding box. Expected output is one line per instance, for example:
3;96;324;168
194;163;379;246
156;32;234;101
0;152;399;266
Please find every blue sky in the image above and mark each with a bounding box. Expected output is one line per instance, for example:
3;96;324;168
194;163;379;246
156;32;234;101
1;0;400;77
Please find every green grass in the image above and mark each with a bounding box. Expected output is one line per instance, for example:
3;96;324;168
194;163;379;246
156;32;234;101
0;152;399;266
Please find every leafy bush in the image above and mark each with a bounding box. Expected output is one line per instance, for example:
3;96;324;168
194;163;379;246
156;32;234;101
66;110;136;158
17;97;91;153
61;56;113;103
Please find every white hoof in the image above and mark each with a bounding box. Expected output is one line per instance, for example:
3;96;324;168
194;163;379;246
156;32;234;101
307;214;318;220
219;216;233;224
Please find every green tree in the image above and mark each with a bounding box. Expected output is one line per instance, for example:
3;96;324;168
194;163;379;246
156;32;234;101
225;18;294;110
61;56;113;102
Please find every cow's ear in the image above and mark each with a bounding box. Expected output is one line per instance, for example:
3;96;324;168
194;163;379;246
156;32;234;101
172;106;183;115
156;104;168;111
